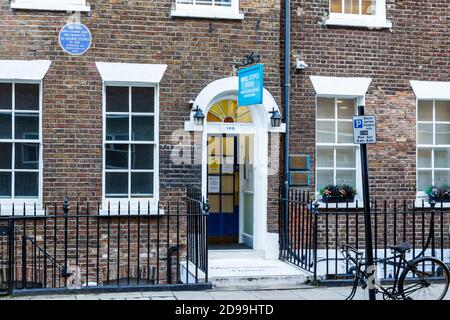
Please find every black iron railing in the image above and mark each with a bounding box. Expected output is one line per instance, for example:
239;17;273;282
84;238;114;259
279;189;450;282
0;188;210;295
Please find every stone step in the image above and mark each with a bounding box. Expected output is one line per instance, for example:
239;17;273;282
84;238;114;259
208;249;265;260
180;258;311;290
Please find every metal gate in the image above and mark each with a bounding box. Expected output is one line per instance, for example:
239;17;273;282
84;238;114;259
0;187;211;295
0;222;12;295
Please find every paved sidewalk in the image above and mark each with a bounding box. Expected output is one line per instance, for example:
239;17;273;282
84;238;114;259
3;285;449;300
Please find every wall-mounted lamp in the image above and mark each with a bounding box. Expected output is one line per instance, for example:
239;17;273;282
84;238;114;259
193;105;205;126
269;108;282;127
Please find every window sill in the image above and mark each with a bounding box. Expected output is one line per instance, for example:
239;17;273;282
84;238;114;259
0;206;45;216
415;199;450;209
316;199;363;209
99;200;163;216
324;17;392;29
170;9;244;20
11;3;90;12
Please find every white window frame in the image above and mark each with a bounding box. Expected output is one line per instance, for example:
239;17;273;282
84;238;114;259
0;80;43;215
416;99;450;198
326;0;392;29
171;0;244;20
101;82;160;215
11;0;90;12
315;96;364;207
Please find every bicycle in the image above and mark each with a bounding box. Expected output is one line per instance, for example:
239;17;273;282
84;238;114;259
340;202;449;300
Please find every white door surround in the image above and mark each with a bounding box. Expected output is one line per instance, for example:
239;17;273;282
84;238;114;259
184;76;285;259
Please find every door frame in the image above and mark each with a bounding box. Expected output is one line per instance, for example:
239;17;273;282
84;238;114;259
184;76;285;258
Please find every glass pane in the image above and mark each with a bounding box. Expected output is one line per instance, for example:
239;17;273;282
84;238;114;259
417;170;432;191
222;137;234;156
0;143;12;169
435;171;450;186
436;101;450;122
330;0;342;13
131;172;153;196
435;148;450;168
362;0;376;15
106;144;128;169
417;148;432;168
236;106;253;123
132;116;154;141
208;136;221;156
418;100;433;121
336;147;356;168
345;0;359;14
15;113;39;140
15;143;39;169
337;99;355;119
317;98;335;119
337;122;353;143
209;195;220;212
336;170;356;187
14;172;38;198
131;144;154;170
208;156;220;174
132;87;154;113
0;113;12;139
106;115;129;141
221;195;234;213
106;86;129;112
0;83;12;110
105;172;128;197
317;170;334;189
317;147;334;168
15;84;39;110
0;172;11;198
317;121;335;143
221;175;234;194
436;124;450;145
418;123;433;144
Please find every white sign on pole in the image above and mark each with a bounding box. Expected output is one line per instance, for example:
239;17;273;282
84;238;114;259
353;115;377;144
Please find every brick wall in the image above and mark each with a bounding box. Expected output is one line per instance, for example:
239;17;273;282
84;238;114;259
290;0;449;200
0;1;283;212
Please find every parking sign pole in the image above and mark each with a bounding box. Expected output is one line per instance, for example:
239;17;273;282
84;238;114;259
358;105;376;301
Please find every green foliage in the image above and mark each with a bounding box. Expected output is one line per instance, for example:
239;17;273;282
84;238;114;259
425;185;450;198
319;184;357;198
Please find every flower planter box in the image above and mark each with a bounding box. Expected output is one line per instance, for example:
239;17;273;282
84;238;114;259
322;196;355;204
429;196;450;203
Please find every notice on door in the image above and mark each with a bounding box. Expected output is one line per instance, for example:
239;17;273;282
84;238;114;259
208;176;220;193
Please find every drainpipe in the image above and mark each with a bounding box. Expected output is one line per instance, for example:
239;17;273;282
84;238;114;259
283;2;291;197
283;0;291;248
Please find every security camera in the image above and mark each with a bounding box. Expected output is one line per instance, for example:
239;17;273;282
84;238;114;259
296;59;309;70
189;99;195;109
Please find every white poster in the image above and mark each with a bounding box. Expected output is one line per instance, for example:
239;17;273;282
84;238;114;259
208;176;220;193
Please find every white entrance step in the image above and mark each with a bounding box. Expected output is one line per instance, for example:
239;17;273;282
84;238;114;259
208;249;265;260
180;250;311;290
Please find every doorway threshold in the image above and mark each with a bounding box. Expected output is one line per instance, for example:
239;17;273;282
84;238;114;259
209;243;252;250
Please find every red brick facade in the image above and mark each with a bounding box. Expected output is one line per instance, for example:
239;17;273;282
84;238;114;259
289;0;449;200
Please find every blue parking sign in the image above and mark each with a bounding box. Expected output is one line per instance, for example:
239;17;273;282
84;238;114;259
354;119;363;128
238;64;263;107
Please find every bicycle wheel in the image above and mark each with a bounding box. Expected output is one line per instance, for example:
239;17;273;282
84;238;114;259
398;257;449;300
345;270;370;300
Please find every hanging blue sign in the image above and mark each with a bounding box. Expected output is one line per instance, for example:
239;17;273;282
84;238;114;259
238;64;264;107
59;23;92;55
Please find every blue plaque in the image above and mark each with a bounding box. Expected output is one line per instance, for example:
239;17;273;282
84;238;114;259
59;23;92;55
238;64;264;107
